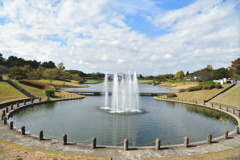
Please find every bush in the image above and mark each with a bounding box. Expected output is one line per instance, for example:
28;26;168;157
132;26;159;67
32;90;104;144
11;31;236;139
43;89;55;97
215;84;222;89
179;88;186;92
0;75;2;80
227;80;231;84
166;93;177;98
187;85;202;92
199;81;215;85
202;84;215;90
19;80;55;89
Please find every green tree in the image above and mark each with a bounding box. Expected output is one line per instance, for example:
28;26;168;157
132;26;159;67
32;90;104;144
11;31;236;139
57;62;65;70
41;61;56;68
44;69;58;84
229;58;240;79
212;68;230;80
72;73;80;83
174;71;184;79
8;66;24;79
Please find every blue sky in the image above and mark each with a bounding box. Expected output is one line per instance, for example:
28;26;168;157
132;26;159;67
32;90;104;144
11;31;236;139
0;0;239;75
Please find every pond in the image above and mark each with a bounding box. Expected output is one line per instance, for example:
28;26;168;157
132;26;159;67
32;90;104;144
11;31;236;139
9;84;237;146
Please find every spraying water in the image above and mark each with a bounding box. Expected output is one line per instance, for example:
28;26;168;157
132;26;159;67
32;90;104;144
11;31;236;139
103;71;140;113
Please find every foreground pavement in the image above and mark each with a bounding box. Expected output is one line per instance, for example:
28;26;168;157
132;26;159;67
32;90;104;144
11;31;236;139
0;99;240;160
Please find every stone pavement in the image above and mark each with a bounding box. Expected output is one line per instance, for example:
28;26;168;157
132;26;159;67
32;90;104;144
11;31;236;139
0;99;240;160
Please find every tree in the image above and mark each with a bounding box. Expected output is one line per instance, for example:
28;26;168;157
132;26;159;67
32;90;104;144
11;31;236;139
41;61;56;68
8;66;24;79
57;62;65;70
0;53;6;65
229;58;240;79
174;71;184;79
44;69;58;84
193;68;213;82
0;65;9;75
72;74;80;83
212;68;230;80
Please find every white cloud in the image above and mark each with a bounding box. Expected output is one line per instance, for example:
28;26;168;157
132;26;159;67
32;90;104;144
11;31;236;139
0;0;239;75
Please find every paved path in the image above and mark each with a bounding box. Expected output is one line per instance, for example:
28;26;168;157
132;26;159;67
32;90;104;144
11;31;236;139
0;99;240;160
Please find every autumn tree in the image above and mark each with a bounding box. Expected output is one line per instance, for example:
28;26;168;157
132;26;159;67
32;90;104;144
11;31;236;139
44;69;58;84
174;71;184;79
229;58;240;79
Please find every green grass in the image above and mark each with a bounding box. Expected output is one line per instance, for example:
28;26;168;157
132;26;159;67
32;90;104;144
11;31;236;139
84;79;103;84
199;81;215;85
0;80;27;103
138;79;153;84
216;85;240;107
158;84;232;103
15;80;84;101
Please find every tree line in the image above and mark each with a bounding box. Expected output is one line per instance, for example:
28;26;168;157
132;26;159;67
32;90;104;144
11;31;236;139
0;53;86;84
157;58;240;82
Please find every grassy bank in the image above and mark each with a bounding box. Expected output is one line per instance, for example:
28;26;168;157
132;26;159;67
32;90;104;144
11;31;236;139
215;85;240;107
34;79;87;88
0;80;28;104
15;80;84;100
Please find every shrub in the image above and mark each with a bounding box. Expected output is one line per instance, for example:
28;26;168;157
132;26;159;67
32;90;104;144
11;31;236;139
19;80;55;89
0;75;2;80
179;88;186;92
215;84;222;89
202;84;215;90
43;89;55;97
199;81;215;85
166;93;177;98
187;85;202;92
226;80;231;84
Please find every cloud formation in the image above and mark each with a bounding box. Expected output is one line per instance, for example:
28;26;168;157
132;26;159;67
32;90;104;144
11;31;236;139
0;0;239;75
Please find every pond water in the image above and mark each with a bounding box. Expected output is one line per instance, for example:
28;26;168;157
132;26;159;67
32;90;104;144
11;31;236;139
9;84;237;146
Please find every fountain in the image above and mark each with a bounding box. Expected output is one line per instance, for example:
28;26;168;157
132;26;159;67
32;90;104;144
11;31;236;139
103;71;140;113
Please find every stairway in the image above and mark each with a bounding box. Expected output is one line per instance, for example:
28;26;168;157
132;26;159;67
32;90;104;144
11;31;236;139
7;80;36;98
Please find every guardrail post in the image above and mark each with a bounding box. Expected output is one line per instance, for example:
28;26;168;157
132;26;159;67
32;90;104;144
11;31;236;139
21;126;25;135
24;100;26;105
211;103;213;107
10;121;13;129
11;104;13;110
207;133;212;143
124;139;128;150
224;130;228;139
1;114;4;120
39;98;42;102
184;137;189;147
238;110;240;117
226;107;228;111
17;102;19;107
31;98;34;103
63;134;67;145
203;100;205;105
219;105;221;109
4;117;7;124
2;110;5;117
6;107;8;113
39;130;43;140
156;138;160;150
91;137;96;149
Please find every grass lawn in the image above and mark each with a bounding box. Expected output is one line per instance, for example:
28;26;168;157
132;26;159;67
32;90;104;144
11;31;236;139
157;84;232;103
138;79;153;84
84;79;103;84
0;80;27;104
216;85;240;107
33;79;87;88
158;81;199;90
15;80;84;101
